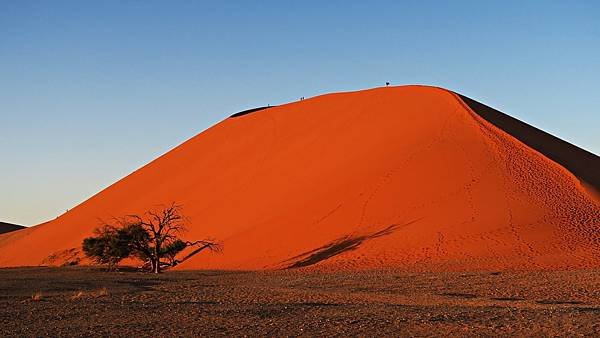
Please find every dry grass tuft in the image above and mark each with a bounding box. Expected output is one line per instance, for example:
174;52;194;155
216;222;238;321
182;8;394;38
31;291;43;301
69;287;109;300
70;291;84;300
95;287;109;297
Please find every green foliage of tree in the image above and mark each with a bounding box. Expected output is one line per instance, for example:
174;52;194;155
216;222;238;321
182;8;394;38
82;225;132;271
82;203;220;273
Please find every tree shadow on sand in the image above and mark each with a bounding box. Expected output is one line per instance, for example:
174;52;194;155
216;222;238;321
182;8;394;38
283;218;422;269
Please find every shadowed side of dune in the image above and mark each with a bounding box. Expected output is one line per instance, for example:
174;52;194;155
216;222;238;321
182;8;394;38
229;106;275;118
0;222;25;235
457;94;600;192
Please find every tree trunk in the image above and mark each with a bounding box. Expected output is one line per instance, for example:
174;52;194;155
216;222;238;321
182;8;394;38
153;241;161;273
150;259;157;274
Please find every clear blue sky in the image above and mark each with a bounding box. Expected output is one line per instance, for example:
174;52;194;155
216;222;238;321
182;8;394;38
1;1;599;226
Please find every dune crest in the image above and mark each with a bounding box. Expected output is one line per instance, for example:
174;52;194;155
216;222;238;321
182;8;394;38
1;86;598;271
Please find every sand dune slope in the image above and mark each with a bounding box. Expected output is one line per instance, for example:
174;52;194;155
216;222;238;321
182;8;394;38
0;86;598;270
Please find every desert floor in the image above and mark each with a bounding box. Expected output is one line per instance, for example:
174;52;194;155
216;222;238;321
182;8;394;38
1;267;599;336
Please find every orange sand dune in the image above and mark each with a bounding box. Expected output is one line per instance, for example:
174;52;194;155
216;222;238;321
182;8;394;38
1;86;598;271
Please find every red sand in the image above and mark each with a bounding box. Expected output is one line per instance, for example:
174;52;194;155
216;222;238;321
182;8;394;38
1;86;598;270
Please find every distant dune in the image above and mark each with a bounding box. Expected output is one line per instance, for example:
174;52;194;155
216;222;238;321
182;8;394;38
0;86;598;271
0;222;25;235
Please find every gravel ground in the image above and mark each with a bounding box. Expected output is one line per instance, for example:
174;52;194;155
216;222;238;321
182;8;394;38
1;267;599;336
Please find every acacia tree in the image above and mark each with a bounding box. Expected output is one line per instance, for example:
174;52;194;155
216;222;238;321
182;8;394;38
125;203;220;273
83;203;220;273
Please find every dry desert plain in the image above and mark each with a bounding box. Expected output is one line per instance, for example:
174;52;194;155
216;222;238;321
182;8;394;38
1;267;600;336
